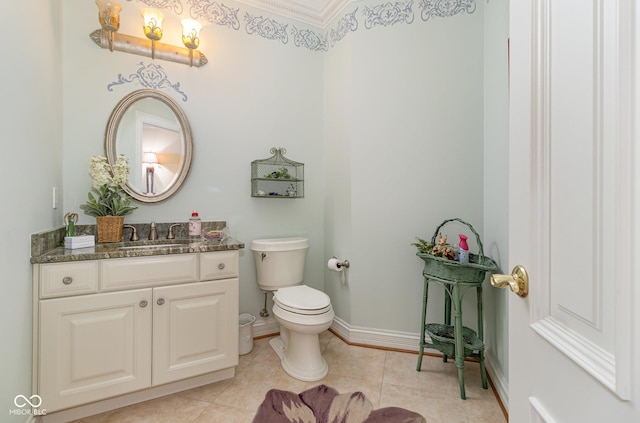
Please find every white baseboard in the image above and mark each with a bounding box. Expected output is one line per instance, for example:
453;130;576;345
484;349;509;411
330;316;422;352
252;316;279;338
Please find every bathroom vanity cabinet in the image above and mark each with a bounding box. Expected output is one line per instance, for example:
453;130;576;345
32;250;239;416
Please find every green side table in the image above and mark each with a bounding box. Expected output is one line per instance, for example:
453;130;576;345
413;218;496;400
416;273;488;399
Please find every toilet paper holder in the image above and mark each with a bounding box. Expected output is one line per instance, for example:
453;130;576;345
330;256;350;269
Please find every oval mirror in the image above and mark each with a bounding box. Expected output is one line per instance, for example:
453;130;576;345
104;89;193;203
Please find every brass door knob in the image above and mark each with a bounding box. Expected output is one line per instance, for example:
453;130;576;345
490;265;529;297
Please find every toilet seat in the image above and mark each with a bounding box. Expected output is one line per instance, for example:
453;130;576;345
274;285;331;315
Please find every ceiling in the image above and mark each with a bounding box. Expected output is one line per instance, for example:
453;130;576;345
234;0;350;28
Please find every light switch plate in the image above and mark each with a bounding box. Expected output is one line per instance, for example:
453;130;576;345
52;187;58;209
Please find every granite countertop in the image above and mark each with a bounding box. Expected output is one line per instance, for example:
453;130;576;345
31;222;244;264
31;238;245;264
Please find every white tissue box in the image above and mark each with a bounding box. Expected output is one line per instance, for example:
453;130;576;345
64;235;95;249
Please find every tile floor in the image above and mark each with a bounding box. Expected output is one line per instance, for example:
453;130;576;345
72;331;506;423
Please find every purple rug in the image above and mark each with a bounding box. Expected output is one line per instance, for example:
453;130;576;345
253;384;426;423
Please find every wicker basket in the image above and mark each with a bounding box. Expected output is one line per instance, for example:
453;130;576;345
96;216;125;243
416;218;497;283
425;323;483;357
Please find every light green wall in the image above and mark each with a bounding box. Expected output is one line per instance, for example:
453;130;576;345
483;0;510;401
323;34;353;322
1;1;62;421
325;9;486;332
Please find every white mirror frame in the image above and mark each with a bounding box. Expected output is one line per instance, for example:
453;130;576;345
104;89;193;203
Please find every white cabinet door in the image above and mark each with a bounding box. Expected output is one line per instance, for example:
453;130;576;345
39;289;152;412
152;279;239;386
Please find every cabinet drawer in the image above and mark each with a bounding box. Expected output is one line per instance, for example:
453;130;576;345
200;251;239;280
40;261;99;298
101;254;198;291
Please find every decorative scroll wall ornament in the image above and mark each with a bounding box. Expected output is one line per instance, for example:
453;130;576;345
418;0;476;21
244;13;289;44
291;26;328;51
107;62;188;101
133;0;185;14
187;0;241;29
363;1;415;29
329;8;358;47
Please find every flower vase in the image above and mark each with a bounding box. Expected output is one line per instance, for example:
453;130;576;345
96;216;125;243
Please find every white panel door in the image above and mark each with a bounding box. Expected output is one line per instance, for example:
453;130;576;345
152;279;239;386
39;289;152;412
507;0;638;421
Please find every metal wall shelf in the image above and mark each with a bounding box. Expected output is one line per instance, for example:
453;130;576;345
251;148;304;198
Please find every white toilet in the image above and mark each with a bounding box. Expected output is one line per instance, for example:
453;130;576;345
251;237;334;381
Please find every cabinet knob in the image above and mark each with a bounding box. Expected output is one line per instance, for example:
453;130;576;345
157;298;165;306
62;276;73;285
139;300;148;308
218;263;225;270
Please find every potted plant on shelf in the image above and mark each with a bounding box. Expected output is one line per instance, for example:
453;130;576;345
80;154;137;243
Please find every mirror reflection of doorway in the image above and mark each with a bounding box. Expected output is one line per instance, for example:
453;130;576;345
135;111;183;196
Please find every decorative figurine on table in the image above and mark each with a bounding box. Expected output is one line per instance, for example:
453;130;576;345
412;232;456;261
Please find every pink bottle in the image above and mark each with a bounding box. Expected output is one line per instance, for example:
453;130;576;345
458;234;469;263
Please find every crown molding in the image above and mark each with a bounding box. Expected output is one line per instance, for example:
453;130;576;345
235;0;351;28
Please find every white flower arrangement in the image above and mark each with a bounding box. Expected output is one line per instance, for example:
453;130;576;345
80;155;137;217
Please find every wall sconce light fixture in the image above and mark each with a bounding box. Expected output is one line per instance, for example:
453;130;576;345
95;0;122;51
181;19;202;67
142;151;159;195
141;8;164;60
90;1;208;67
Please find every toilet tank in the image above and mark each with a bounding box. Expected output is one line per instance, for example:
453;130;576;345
251;237;309;291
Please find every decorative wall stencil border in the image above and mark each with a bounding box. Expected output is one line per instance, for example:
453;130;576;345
418;0;476;21
116;0;477;52
363;1;415;29
107;62;189;102
244;13;289;43
130;0;185;14
292;26;328;51
329;8;358;47
188;0;241;29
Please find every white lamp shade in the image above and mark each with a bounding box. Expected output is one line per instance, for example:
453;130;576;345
95;0;122;32
142;152;159;164
141;9;164;40
181;19;202;49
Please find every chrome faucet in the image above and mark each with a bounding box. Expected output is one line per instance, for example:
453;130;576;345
148;222;158;240
166;223;180;239
123;225;139;241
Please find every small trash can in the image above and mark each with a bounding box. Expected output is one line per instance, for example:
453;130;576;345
239;313;256;355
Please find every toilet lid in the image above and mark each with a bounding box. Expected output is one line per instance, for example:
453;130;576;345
274;285;331;313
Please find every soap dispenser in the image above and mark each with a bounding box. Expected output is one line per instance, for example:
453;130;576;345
189;211;202;239
458;234;469;263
